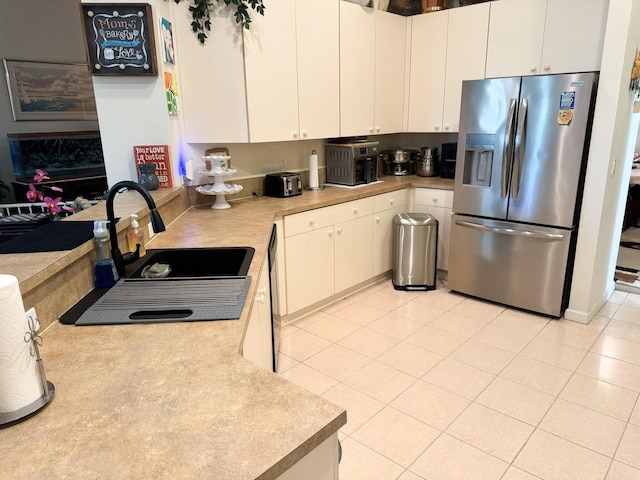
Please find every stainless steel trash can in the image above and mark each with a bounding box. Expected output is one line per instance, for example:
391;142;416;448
392;213;438;290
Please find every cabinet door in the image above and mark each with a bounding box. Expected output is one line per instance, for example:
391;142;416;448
374;11;407;135
541;0;608;74
296;0;340;140
243;0;299;142
415;188;453;272
407;11;447;132
443;2;489;132
243;259;273;371
174;3;248;143
285;228;335;313
335;215;373;292
373;205;405;276
485;0;546;78
340;3;375;137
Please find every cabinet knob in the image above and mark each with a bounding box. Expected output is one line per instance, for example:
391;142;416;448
293;131;299;139
434;125;440;131
258;287;267;295
309;219;315;226
353;207;359;214
530;65;537;72
369;126;374;133
302;130;308;138
433;196;438;202
328;230;333;237
444;125;450;131
375;216;380;223
337;227;342;234
543;65;550;71
390;199;394;205
375;126;381;133
257;293;265;303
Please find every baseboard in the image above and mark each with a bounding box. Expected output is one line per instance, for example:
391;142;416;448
564;280;616;324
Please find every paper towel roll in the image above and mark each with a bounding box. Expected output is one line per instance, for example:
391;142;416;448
309;150;319;189
0;275;42;413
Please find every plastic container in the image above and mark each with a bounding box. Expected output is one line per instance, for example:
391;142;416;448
126;214;146;257
93;220;119;288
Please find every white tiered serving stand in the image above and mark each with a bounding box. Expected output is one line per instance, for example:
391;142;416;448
196;154;243;210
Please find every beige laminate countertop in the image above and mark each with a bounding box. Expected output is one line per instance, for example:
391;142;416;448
0;175;452;479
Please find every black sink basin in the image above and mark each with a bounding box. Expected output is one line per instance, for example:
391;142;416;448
126;247;255;278
60;247;256;325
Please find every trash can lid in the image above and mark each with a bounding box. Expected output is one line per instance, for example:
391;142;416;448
393;212;438;226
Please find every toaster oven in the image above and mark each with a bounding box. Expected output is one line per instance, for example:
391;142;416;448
326;141;379;186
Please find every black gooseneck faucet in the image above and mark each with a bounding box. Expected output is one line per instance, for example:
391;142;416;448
105;181;166;277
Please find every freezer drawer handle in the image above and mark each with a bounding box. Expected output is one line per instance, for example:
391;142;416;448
455;220;564;240
502;98;517;198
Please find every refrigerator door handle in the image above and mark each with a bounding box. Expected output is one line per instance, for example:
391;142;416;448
455;220;565;240
501;98;518;198
511;98;528;199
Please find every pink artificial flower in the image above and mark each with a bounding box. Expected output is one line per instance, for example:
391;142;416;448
43;196;62;215
33;169;50;183
50;186;63;193
26;183;38;202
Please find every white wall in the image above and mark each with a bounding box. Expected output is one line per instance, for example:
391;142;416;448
566;0;640;323
0;0;99;202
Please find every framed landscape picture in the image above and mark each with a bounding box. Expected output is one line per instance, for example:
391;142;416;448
3;60;97;121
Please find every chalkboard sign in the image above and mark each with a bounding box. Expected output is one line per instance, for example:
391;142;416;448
80;3;158;76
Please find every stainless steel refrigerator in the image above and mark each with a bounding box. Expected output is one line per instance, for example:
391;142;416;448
448;72;598;317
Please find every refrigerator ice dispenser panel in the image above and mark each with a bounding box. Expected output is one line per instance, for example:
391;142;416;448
463;134;495;187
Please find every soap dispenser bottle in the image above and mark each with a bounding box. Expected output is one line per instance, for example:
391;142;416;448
94;220;119;288
126;214;146;257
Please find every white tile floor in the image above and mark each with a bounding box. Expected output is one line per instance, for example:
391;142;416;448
278;279;640;480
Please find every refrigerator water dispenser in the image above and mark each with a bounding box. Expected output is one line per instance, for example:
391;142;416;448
463;134;496;187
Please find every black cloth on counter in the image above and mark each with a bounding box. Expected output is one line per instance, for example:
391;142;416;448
0;220;95;254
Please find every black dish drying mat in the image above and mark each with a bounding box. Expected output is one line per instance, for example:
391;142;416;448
0;221;95;254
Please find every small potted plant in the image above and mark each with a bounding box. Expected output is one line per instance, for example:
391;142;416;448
174;0;265;44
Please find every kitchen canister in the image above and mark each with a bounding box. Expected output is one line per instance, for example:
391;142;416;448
0;275;55;428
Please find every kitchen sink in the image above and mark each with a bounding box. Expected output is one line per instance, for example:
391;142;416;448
126;247;255;278
60;247;255;325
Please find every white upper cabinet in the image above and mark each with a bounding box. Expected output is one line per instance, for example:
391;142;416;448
442;3;489;132
486;0;609;78
175;3;249;144
407;3;488;133
296;0;340;140
407;11;447;133
374;10;407;135
340;3;376;137
244;0;339;142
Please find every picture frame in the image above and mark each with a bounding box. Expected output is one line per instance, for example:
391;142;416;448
160;17;175;65
2;60;97;121
80;3;158;76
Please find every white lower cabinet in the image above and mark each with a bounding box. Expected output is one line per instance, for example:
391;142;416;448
284;205;335;314
414;188;453;272
334;198;374;292
276;433;339;480
373;190;408;276
283;190;407;316
242;257;273;371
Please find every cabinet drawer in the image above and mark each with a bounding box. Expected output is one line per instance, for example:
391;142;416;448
334;198;374;224
414;188;453;208
284;206;334;237
373;189;407;212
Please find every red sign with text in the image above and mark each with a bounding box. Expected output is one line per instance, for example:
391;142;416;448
133;145;173;188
